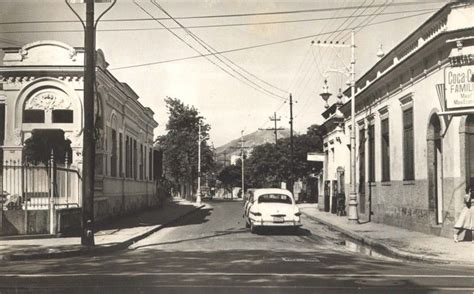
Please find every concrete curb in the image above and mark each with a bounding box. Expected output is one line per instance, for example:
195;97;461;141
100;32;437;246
2;204;206;261
302;211;472;265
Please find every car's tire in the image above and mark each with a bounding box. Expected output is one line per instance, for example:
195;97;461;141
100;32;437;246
250;224;257;234
245;219;250;228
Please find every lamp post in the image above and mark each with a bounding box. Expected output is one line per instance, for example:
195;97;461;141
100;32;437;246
347;30;358;223
318;30;358;223
197;122;202;205
65;0;116;246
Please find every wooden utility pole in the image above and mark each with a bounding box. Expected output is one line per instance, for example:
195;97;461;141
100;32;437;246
82;0;96;247
65;0;117;246
259;112;284;144
229;133;251;198
289;93;294;192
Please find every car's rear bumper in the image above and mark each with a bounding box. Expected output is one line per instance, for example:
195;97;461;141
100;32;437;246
250;219;302;227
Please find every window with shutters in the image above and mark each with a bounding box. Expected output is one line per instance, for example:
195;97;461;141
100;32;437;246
111;129;117;177
403;108;414;180
358;127;366;193
119;133;123;177
381;118;390;181
368;124;375;182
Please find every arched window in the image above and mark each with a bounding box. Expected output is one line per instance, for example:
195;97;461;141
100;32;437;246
23;90;73;124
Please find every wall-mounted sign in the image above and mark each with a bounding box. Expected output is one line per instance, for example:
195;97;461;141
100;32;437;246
445;65;474;110
307;152;325;162
449;54;474;67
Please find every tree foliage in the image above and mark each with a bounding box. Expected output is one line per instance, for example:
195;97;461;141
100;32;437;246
158;97;215;189
245;124;323;188
23;129;72;166
216;164;241;192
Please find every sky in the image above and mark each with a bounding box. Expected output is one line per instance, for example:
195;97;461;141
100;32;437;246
0;0;449;146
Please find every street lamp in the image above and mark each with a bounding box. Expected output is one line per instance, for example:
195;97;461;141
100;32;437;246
319;79;332;109
196;121;209;205
318;31;358;223
65;0;116;246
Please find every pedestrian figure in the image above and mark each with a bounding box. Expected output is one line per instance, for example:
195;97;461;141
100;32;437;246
454;188;474;243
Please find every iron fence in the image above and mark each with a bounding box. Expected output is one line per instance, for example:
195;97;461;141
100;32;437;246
1;159;82;211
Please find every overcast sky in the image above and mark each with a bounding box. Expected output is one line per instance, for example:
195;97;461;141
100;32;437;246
0;0;448;146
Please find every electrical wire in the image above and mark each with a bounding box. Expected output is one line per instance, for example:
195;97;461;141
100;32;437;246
133;1;285;101
0;1;446;26
150;0;287;97
109;10;436;71
0;8;437;35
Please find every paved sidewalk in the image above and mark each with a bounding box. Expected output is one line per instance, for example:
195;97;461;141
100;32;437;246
0;197;205;261
298;204;474;265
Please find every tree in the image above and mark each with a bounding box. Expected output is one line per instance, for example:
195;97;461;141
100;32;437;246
158;97;215;198
245;125;323;188
216;164;241;192
23;129;72;166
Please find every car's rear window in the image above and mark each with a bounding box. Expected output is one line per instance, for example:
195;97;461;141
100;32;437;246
258;194;292;204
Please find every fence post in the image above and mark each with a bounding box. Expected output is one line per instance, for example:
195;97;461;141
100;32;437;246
65;152;69;209
49;150;56;235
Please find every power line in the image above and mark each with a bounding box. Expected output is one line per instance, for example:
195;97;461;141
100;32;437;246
327;0;370;42
0;8;437;34
110;10;436;71
133;1;285;101
0;1;445;26
341;0;393;41
149;0;287;98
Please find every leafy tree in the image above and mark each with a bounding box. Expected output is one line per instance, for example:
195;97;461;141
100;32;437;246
216;164;241;192
245;125;323;188
23;129;72;166
158;97;215;197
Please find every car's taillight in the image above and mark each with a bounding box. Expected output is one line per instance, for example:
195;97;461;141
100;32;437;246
250;211;262;216
295;212;301;216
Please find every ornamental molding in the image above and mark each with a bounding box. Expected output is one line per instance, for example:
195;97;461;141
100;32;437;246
1;75;83;84
25;91;72;111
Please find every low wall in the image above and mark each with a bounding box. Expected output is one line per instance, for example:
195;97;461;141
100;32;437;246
94;178;164;222
0;208;82;236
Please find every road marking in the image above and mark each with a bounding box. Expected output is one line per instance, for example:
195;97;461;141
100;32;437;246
1;272;474;279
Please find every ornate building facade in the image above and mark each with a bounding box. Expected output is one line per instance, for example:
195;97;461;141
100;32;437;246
0;40;158;221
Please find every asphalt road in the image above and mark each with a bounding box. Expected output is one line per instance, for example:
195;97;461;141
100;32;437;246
0;199;473;293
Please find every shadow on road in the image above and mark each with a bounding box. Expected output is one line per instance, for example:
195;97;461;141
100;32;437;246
132;227;247;250
96;200;212;232
0;249;441;293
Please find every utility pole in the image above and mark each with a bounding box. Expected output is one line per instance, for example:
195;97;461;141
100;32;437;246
82;0;96;247
348;30;359;223
259;112;284;144
314;31;358;222
241;131;244;198
66;0;116;246
229;133;251;199
289;93;294;192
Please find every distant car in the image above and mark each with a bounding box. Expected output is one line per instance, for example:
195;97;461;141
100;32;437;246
244;188;302;233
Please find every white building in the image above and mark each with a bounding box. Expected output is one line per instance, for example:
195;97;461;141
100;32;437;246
0;41;158;229
320;2;474;238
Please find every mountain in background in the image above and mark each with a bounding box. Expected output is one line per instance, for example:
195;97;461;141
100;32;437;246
215;128;292;164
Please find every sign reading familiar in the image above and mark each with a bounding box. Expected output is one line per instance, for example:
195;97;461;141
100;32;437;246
445;65;474;109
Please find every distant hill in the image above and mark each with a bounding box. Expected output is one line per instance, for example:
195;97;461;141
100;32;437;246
215;129;292;164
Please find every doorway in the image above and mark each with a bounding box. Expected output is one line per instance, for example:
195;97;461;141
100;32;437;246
427;114;443;224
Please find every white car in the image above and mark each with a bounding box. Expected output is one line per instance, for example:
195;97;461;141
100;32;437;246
244;188;302;233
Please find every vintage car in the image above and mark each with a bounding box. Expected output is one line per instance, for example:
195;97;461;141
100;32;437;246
244;188;302;233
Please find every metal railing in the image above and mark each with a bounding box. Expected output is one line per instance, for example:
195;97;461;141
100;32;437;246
1;159;82;211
